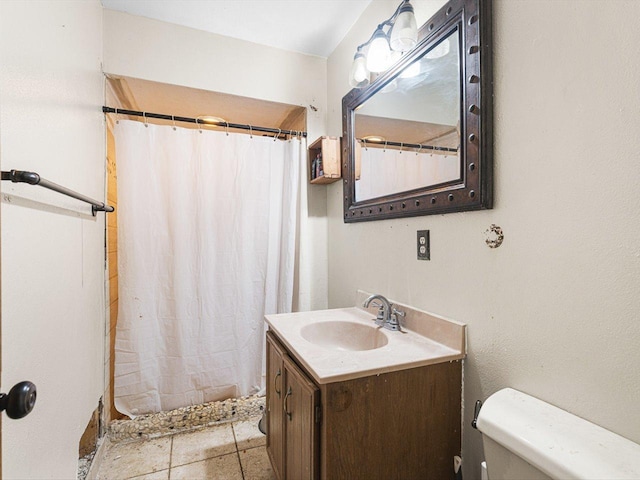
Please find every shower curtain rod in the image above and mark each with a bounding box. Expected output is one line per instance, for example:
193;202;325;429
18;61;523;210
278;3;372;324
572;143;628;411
358;138;458;153
1;169;114;215
102;107;307;138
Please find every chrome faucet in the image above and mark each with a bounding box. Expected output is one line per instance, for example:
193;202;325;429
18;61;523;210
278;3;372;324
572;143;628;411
362;294;405;331
363;294;391;326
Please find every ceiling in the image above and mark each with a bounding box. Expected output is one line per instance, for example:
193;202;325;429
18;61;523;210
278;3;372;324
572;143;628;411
100;0;372;58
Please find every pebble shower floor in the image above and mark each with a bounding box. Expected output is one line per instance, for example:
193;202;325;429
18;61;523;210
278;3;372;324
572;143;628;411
80;395;271;479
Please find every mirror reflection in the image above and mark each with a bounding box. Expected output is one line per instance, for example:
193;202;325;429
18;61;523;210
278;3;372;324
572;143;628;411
355;29;461;202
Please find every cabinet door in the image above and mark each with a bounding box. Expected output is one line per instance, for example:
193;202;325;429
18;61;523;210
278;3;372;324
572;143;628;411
283;356;320;480
266;332;285;480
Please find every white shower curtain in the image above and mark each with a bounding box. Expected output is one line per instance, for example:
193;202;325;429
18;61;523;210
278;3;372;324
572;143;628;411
356;148;460;201
113;120;300;416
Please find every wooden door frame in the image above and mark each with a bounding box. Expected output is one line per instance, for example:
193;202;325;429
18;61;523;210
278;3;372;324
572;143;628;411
1;142;4;477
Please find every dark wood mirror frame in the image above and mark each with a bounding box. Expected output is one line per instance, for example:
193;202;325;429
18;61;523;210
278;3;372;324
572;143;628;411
342;0;492;222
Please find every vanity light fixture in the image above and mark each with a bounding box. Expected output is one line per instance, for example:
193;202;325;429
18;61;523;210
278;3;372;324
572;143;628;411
349;51;370;88
348;0;418;87
426;38;450;59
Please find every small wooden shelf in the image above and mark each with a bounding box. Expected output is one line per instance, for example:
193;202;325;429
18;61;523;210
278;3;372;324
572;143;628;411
308;136;341;184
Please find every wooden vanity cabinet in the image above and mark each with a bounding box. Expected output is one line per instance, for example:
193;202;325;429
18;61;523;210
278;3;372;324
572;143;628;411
266;330;462;480
319;361;462;479
266;331;320;480
266;332;286;479
282;355;320;479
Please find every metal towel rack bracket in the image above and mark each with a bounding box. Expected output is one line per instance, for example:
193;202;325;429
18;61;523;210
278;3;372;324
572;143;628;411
1;170;115;216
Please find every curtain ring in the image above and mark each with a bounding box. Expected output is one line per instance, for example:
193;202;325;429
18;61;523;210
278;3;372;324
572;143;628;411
399;142;403;154
383;140;387;152
171;115;177;131
196;117;202;134
225;122;229;136
143;111;148;128
274;129;281;141
115;108;120;125
416;144;422;155
362;138;368;151
249;125;253;138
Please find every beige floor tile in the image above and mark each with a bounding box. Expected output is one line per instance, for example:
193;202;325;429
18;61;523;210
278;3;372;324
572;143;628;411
128;469;169;480
171;423;236;467
232;415;266;450
239;446;276;480
95;437;171;480
170;452;243;480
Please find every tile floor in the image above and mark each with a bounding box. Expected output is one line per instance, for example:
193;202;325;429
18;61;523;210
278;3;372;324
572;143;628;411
94;415;275;480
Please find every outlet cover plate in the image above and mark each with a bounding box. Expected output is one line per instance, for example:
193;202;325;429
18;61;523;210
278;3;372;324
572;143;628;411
417;230;430;260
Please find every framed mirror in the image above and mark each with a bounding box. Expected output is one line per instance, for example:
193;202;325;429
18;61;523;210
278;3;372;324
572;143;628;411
342;0;492;222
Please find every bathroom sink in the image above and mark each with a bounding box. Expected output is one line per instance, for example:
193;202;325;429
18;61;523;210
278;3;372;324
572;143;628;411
265;305;465;384
300;320;388;351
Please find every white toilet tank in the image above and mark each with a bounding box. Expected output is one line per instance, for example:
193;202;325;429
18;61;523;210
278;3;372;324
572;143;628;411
476;388;640;480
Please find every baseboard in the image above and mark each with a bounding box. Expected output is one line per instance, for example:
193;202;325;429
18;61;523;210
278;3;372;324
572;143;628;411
85;436;111;480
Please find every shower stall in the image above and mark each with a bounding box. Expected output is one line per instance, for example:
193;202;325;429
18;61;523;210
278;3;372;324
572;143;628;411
105;76;306;419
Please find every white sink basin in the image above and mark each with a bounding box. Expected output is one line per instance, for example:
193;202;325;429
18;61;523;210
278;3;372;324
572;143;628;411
265;306;465;384
300;320;388;351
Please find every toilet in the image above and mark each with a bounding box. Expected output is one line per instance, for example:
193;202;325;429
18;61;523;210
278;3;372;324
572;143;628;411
475;388;640;480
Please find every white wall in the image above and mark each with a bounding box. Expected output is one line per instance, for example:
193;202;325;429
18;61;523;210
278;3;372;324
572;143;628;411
328;1;640;478
103;10;329;312
0;1;105;478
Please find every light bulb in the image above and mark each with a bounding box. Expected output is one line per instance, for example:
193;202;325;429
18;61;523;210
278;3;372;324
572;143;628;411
366;27;391;73
390;2;418;52
389;50;402;65
426;39;450;59
349;52;369;87
399;60;420;79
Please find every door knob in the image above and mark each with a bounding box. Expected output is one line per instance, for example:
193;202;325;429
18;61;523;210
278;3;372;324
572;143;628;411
0;381;37;419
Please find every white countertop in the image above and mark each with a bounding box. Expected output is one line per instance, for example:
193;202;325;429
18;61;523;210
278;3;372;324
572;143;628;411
265;306;465;385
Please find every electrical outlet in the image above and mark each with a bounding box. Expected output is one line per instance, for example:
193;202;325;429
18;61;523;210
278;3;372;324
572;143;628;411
417;230;430;260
